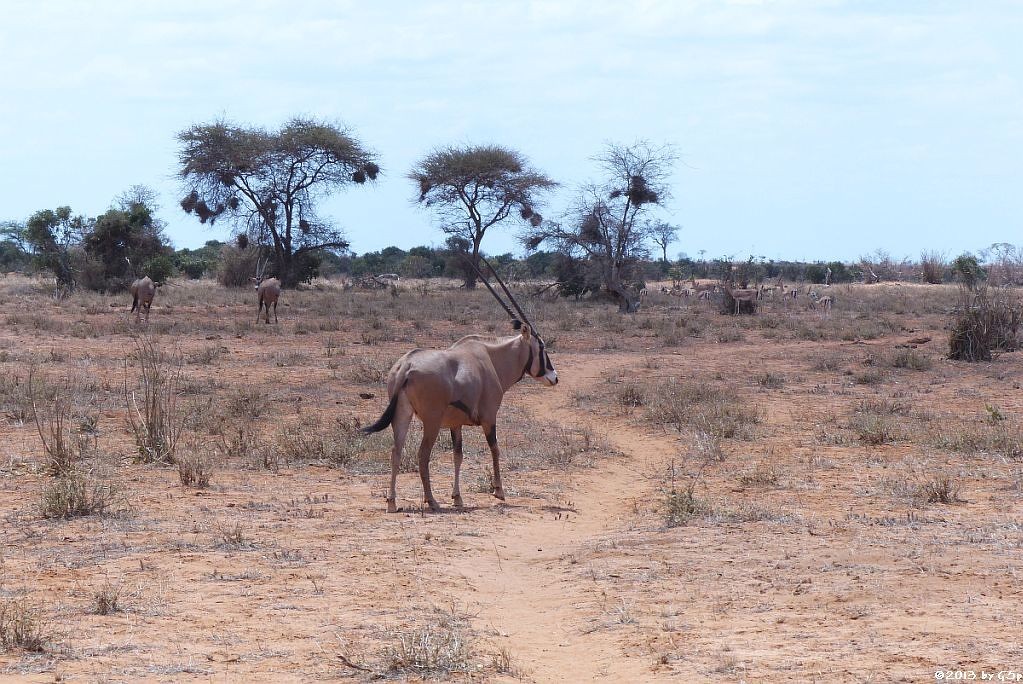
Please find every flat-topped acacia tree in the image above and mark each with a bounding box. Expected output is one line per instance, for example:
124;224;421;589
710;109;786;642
409;144;556;288
177;118;379;286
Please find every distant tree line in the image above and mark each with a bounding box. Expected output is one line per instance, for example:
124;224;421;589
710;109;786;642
4;114;1023;305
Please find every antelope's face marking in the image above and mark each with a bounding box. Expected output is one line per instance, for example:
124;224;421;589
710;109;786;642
527;333;557;386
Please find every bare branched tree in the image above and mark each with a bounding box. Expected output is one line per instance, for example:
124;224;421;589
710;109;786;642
409;144;556;288
649;221;681;263
525;141;676;313
177;118;379;286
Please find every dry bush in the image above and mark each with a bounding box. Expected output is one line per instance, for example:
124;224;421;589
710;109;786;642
884;348;933;371
216;245;260;287
223;387;271;420
811;351;844;372
615;382;646;408
92;583;122;615
40;468;120;519
273;416;381;468
849;411;900;445
530;425;606;467
737;463;780;488
178;450;214;488
347;358;390;384
949;286;1022;361
920;476;963;504
186;344;225;365
920;251;946;284
661;458;708;528
931;420;1023;460
0;599;49;652
124;336;185;463
854;397;910;417
28;369;93;475
754;372;785;389
647;378;760;440
214;521;249;548
0;372;33;424
385;621;479;677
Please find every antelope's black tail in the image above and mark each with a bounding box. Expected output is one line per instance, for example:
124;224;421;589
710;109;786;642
362;392;399;434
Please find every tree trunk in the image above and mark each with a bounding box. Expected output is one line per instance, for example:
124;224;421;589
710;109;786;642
465;242;481;290
607;266;640;313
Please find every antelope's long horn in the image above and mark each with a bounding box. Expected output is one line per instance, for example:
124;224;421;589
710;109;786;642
462;255;518;323
479;255;534;331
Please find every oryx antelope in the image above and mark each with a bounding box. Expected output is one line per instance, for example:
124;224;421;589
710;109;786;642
251;258;281;324
363;257;558;513
129;277;156;323
125;258;156;323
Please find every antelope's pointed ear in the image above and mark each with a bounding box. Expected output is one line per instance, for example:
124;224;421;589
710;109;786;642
511;319;522;330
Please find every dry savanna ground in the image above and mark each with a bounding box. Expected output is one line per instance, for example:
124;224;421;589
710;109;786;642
1;274;1022;682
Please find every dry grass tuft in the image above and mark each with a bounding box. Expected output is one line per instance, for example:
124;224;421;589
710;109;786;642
648;378;760;440
28;369;93;475
385;622;479;677
40;468;121;519
178;450;214;488
124;335;185;463
92;582;122;615
920;476;963;504
0;599;50;652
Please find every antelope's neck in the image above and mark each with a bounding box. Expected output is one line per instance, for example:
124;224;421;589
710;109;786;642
487;336;529;390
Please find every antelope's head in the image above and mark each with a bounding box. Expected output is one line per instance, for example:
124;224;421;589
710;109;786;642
252;255;271;290
516;321;558;386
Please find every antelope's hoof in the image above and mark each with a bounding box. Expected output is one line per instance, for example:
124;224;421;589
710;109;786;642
426;499;441;513
452;495;465;508
492;488;506;501
386;499;398;513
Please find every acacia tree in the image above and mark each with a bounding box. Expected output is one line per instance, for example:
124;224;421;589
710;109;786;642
177;117;379;286
649;220;680;263
526;141;676;313
25;207;91;293
84;200;171;289
409;144;556;288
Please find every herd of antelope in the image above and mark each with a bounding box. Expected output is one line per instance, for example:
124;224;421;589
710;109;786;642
655;276;835;315
121;255;840;512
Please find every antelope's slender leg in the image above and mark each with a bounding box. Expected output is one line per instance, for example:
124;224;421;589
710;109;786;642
417;422;442;512
451;427;464;507
256;300;262;324
273;300;278;324
484;424;505;501
387;398;413;513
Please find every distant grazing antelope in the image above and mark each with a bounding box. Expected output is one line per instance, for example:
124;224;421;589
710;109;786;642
810;291;833;315
722;283;758;315
690;277;717;297
363;257;558;513
251;258;281;324
125;258;156;324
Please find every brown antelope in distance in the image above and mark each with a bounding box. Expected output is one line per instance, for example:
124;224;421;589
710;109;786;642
722;282;759;315
363;257;558;513
126;258;156;324
810;291;833;315
251;258;281;324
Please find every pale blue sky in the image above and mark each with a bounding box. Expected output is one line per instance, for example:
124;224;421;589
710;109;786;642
1;1;1019;261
